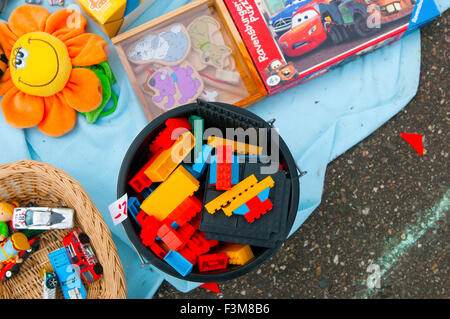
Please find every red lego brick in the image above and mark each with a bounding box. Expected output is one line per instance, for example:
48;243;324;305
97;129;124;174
244;198;273;223
149;118;192;154
136;210;148;226
167;196;202;226
187;231;211;256
197;253;229;272
129;150;163;193
177;223;196;243
216;145;233;190
178;246;198;265
150;242;167;259
139;215;160;247
190;213;202;230
200;282;221;294
157;223;185;251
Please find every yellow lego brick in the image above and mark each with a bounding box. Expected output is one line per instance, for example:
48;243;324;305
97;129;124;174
222;176;274;216
144;131;195;182
207;136;263;155
205;175;258;216
141;165;200;221
217;243;254;266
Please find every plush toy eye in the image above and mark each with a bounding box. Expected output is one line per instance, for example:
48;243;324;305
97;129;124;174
14;58;26;69
17;48;29;59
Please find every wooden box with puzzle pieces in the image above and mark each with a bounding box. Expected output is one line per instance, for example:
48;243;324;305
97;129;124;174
112;0;267;121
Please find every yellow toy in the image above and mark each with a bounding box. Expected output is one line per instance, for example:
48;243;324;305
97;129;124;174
217;243;254;266
205;174;274;216
144;131;195;182
207;136;263;155
141;165;200;221
0;201;18;242
0;232;31;271
0;5;108;137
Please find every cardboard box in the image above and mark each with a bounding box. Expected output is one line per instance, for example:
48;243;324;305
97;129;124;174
223;0;441;95
76;0;155;37
112;0;267;121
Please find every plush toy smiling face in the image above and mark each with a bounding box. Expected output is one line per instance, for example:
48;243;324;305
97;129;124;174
10;31;72;97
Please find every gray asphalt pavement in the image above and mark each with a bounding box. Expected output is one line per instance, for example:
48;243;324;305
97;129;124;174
155;9;449;299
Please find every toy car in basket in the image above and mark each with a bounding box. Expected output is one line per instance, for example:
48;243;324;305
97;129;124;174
12;207;74;230
63;229;103;284
41;267;58;299
0;237;40;282
48;247;87;299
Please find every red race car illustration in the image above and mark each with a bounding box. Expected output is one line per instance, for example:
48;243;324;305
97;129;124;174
63;229;103;284
278;3;329;57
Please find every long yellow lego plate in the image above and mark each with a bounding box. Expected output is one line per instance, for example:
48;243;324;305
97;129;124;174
207;136;263;155
205;175;258;215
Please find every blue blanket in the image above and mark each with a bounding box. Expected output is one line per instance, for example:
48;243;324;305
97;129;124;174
0;0;447;298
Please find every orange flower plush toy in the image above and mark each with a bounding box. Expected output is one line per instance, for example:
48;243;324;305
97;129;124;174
0;5;108;137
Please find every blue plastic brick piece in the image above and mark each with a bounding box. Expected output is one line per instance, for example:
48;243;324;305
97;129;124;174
257;188;271;201
164;250;193;277
128;197;141;224
233;203;250;216
231;158;240;185
141;187;154;199
192;144;213;176
183;164;201;179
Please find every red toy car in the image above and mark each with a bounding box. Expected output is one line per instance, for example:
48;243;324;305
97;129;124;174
278;3;328;57
63;229;103;284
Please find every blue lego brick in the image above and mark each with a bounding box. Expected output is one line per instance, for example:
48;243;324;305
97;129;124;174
257;188;271;202
141;187;154;199
183;164;201;179
192;144;213;176
233;203;250;216
164;250;193;277
128;197;141;224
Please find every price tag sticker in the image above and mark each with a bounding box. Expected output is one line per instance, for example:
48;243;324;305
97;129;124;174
108;194;128;226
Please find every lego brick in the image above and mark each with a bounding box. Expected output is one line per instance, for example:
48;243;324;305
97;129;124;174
177;223;196;243
215;145;233;190
128;154;159;193
205;175;258;216
140;215;160;247
167;196;202;227
141;187;153;199
191;144;213;176
135;210;147;227
150;241;167;259
188;115;204;161
216;243;254;266
149;118;192;154
127;197;141;221
208;154;241;186
157;223;185;251
244;198;273;223
200;164;291;247
205;174;274;216
207;136;263;155
164;250;193;277
187;232;211;256
144;131;196;182
197;253;229;272
141;166;200;221
178;246;198;265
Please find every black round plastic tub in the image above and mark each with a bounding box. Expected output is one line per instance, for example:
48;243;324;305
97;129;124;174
117;100;300;282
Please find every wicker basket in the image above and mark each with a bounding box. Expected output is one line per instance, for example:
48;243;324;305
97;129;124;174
0;160;127;299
